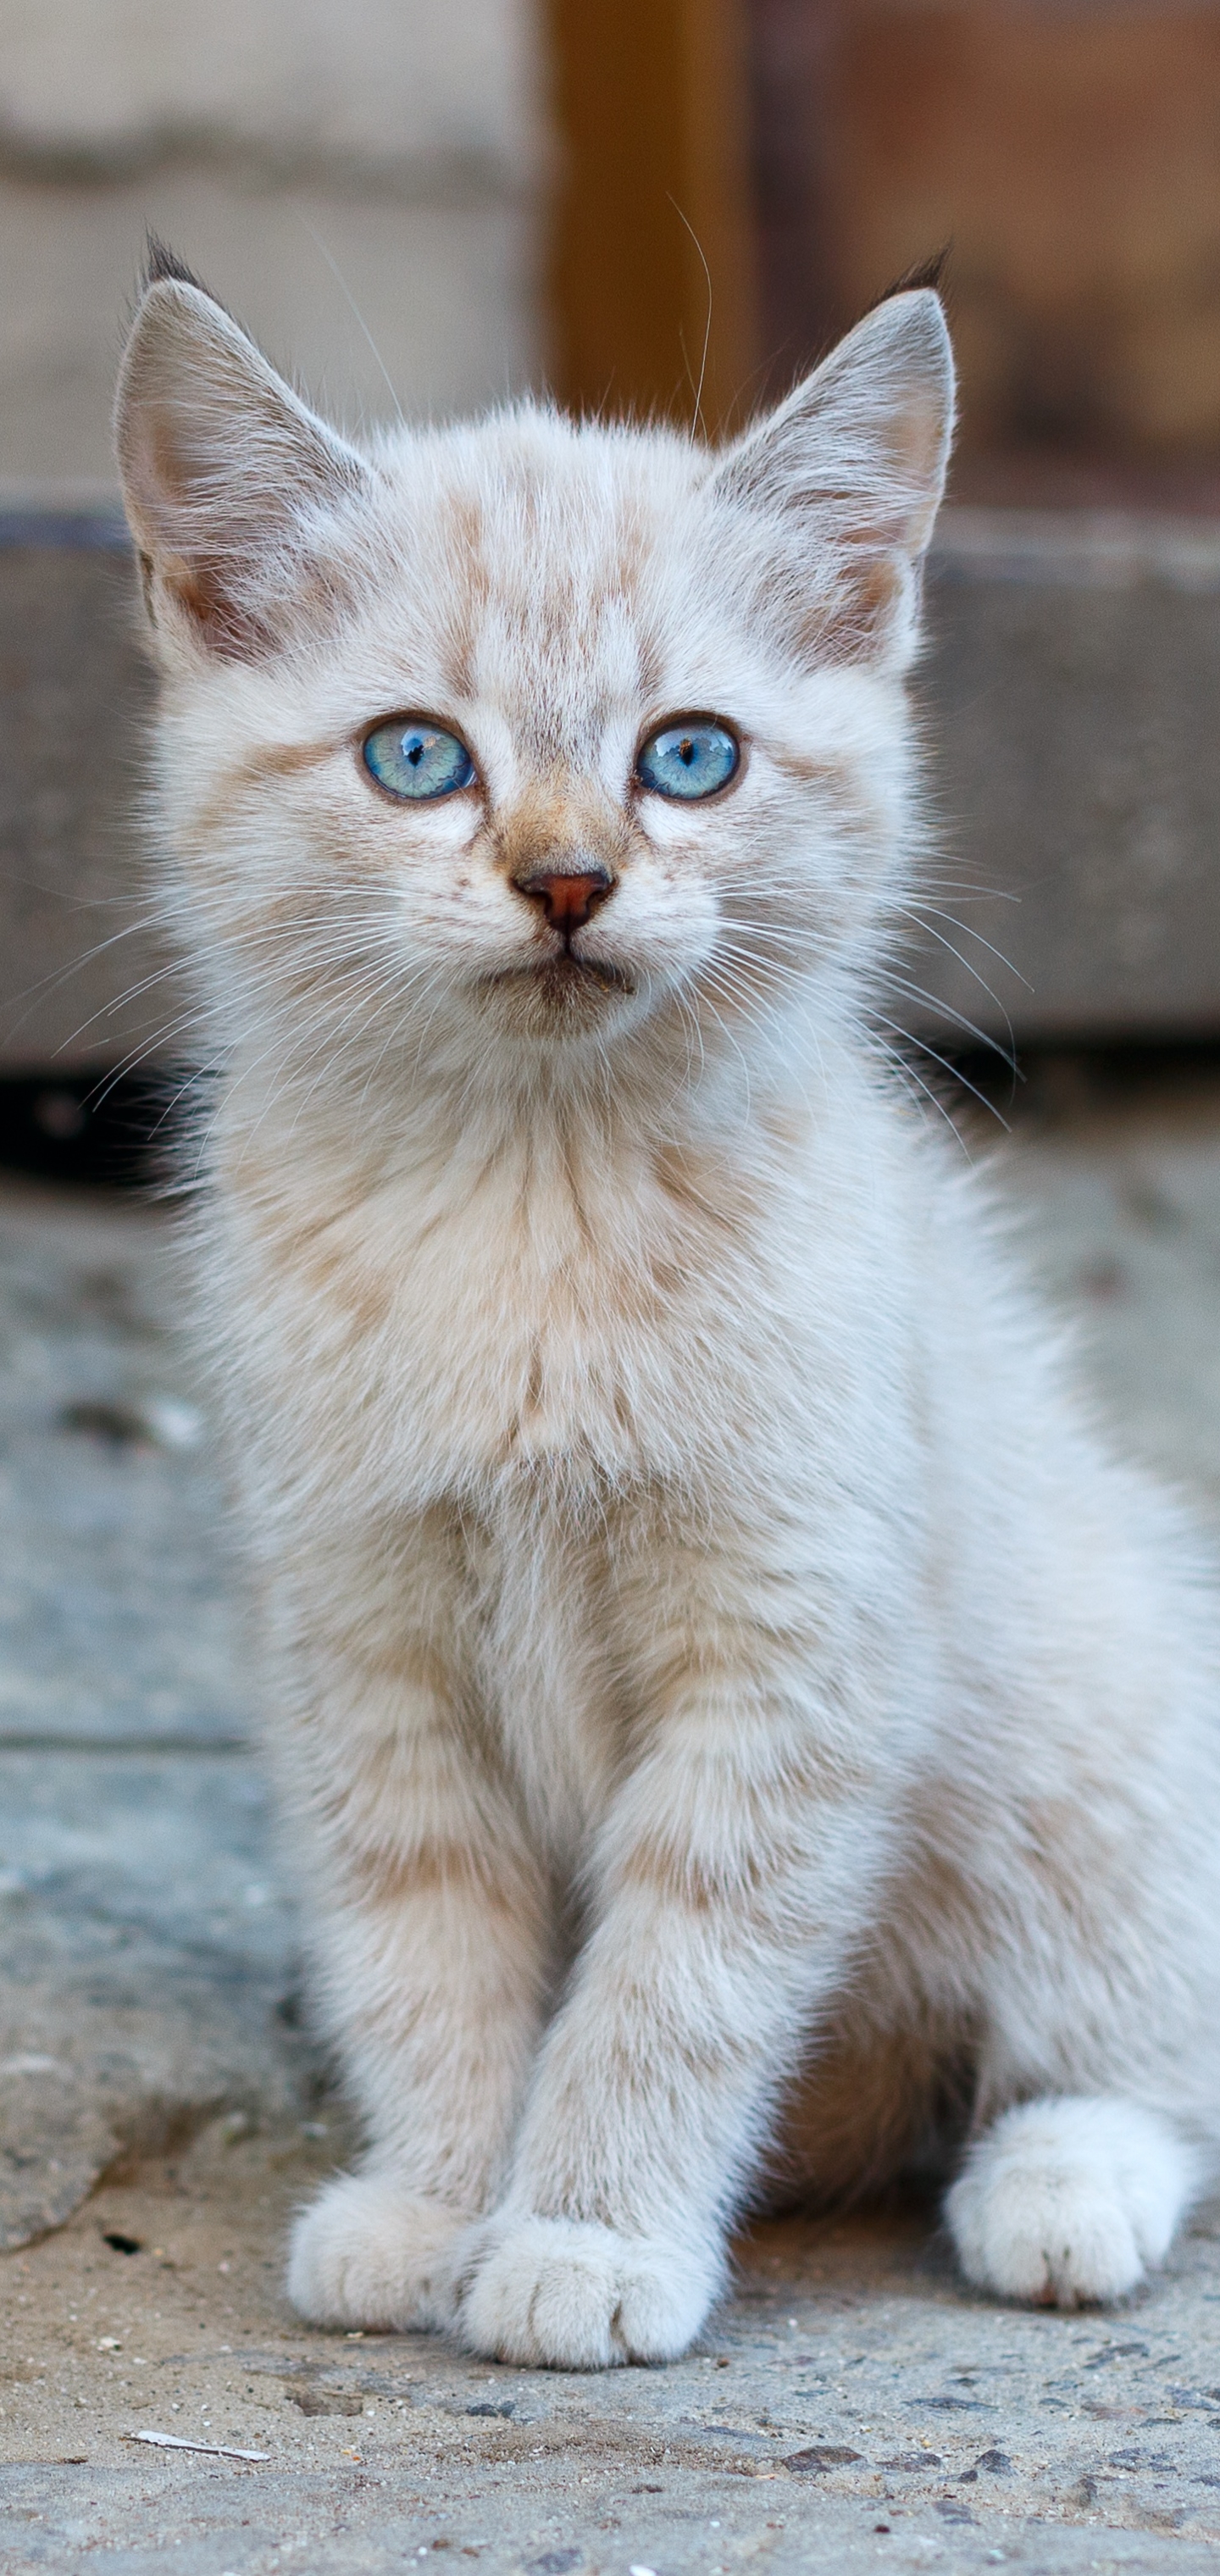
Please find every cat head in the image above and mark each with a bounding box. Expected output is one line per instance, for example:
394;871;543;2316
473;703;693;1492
115;249;953;1109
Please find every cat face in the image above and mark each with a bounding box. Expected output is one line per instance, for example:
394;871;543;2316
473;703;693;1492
116;260;953;1093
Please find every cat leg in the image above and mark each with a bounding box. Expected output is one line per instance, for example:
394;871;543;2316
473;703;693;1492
446;1669;895;2367
945;2096;1203;2306
286;1745;551;2330
277;1596;552;2331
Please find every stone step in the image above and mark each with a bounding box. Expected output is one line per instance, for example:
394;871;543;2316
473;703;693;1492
0;494;164;1075
2;494;1218;1069
922;508;1220;1050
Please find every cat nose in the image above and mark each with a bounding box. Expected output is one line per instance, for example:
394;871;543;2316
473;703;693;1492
513;863;615;934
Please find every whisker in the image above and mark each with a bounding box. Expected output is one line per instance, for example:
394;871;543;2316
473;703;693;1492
297;214;406;430
871;1015;1010;1132
891;899;1032;990
2;910;172;1050
877;1041;976;1152
873;969;1018;1074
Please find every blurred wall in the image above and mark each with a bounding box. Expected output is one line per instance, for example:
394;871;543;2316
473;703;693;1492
0;0;545;483
750;0;1220;483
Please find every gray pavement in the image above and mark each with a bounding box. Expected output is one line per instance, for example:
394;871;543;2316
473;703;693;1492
8;2126;1220;2571
0;1178;306;2250
6;1059;1220;2566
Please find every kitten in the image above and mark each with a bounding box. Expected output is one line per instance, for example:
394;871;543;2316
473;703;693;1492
114;247;1220;2367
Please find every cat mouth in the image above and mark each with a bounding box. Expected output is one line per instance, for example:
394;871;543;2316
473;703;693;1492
481;953;636;1000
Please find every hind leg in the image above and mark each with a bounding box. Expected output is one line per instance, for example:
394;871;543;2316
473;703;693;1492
946;2096;1202;2307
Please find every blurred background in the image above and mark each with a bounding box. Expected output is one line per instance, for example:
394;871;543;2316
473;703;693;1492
2;0;1220;1142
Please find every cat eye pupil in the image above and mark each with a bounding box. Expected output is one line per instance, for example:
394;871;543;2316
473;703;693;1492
363;718;476;802
636;718;739;802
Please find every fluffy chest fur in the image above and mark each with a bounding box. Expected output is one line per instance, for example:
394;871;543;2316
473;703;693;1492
208;1081;887;1512
205;1080;930;1872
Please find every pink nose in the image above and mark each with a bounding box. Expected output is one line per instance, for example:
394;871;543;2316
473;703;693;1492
514;866;613;933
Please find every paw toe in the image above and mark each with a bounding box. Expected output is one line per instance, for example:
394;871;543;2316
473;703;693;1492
951;2169;1141;2306
457;2216;716;2368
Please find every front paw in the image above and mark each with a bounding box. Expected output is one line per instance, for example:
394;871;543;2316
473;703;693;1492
946;2096;1200;2308
452;2212;719;2368
287;2171;470;2330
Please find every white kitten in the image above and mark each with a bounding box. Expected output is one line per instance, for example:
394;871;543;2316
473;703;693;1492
114;246;1220;2365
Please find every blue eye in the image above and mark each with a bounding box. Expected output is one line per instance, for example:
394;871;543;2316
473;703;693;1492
635;718;740;802
363;719;476;801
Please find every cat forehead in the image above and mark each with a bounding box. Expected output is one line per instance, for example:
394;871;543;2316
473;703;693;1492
358;409;724;706
377;407;706;574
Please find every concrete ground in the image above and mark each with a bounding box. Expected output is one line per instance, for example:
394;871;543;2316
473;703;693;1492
6;1054;1220;2570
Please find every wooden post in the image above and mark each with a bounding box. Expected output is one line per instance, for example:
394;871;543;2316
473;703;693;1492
542;0;759;437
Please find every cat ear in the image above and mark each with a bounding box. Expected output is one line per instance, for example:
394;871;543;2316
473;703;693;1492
712;288;955;667
115;254;369;661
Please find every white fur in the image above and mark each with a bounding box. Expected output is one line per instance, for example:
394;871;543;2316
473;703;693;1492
288;2172;465;2330
452;2216;720;2368
114;269;1220;2365
946;2098;1201;2305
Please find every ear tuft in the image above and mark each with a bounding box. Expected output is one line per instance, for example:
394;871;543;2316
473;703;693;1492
141;233;210;296
713;288;955;669
873;246;951;307
115;266;369;663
